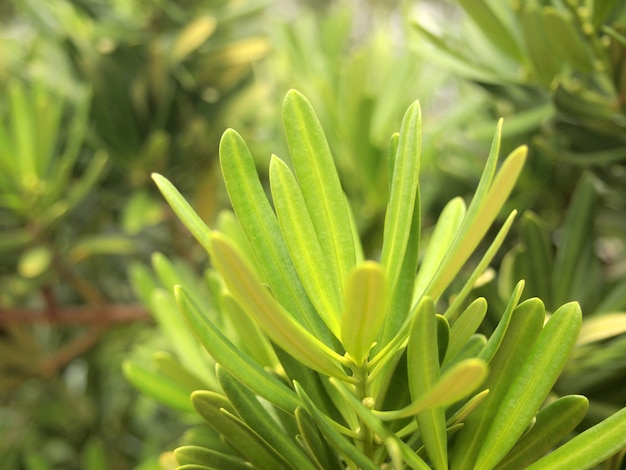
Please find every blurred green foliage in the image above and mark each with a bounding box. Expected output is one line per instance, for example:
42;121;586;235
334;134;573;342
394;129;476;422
413;0;626;428
0;0;270;467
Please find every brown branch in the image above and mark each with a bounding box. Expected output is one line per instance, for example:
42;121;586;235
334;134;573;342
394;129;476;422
0;304;152;326
39;325;108;378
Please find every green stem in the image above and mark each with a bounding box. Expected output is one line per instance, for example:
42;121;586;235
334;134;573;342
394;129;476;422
354;363;375;460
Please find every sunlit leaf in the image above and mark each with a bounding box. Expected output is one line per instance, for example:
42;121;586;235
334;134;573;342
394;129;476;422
475;302;582;470
341;262;387;365
407;298;448;469
209;233;349;380
282;89;357;289
270;155;342;335
175;286;300;413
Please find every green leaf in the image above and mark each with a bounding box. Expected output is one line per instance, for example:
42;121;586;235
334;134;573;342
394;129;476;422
152;173;212;253
122;361;194;413
527;405;626;470
456;0;524;61
518;211;553;305
576;313;626;347
340;262;387;365
45;150;108;227
412;24;516;83
294;382;380;470
209;233;349;380
170;16;217;63
450;297;545;470
407;298;448;470
17;245;52;278
149;289;216;387
446;389;490;427
380;169;422;347
425;144;527;300
328;378;431;470
475;302;582;470
519;7;562;84
478;281;525;364
414;197;466;301
221;293;278;368
282;89;357;288
191;391;294;469
153;352;207;392
380;100;421;295
175;286;301;413
9;81;37;181
444;298;487;367
376;358;487;421
216;366;317;470
270;155;342;335
295;407;342;470
543;8;595;72
174;446;250;470
443;210;517;321
494;395;589;470
552;174;596;307
219;129;332;344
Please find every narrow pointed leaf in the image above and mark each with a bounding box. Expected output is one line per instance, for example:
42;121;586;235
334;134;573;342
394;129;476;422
476;302;582;470
380;177;421;348
191;391;294;469
376;358;487;421
552;174;596;307
216;366;317;470
153;352;207;392
341;262;387;365
149;289;215;386
447;389;490;427
174;446;250;470
328;378;431;470
456;0;523;60
444;298;487;366
152;173;212;253
444;210;517;320
122;361;194;413
294;382;380;470
407;298;447;470
270;155;342;335
414;197;466;301
426;145;527;300
175;286;300;412
526;405;626;470
295;408;342;470
380;100;421;294
209;233;349;380
495;395;589;470
449;297;544;470
221;294;278;368
518;211;553;306
219;129;331;343
283;89;356;287
478;281;525;364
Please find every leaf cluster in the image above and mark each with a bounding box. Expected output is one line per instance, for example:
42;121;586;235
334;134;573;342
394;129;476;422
128;90;626;469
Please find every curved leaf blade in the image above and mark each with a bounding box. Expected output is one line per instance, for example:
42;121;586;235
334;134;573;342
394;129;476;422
209;233;349;380
282;89;357;288
175;286;301;412
475;302;582;470
270;155;342;335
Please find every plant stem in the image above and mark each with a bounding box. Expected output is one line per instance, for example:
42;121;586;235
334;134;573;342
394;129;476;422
355;363;375;460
